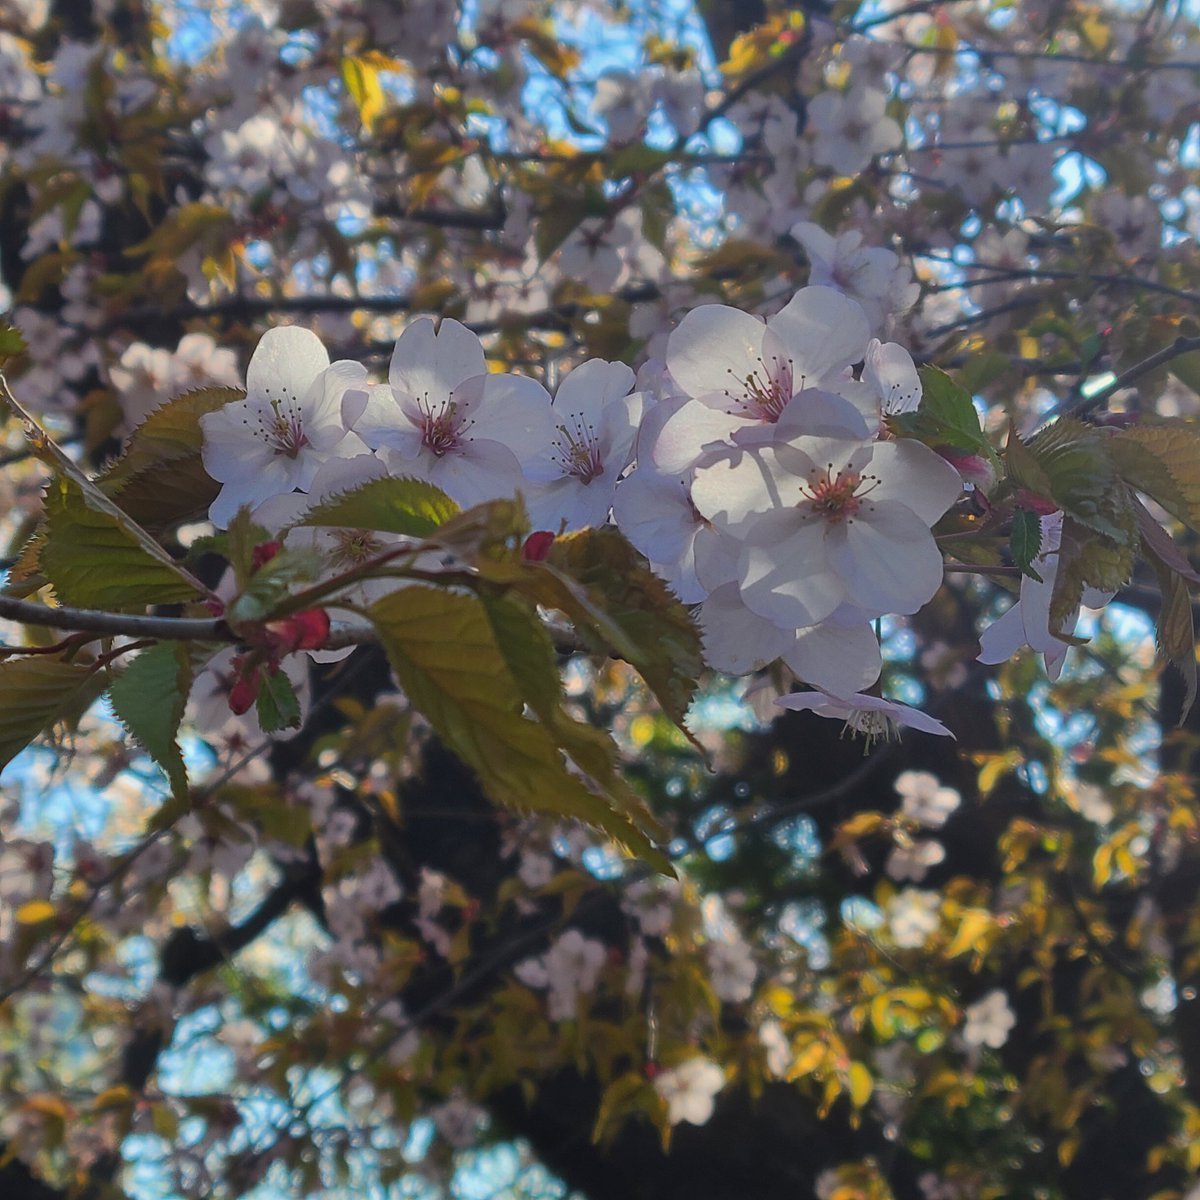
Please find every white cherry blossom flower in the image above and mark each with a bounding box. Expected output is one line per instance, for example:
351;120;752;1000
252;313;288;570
886;887;942;948
895;770;961;828
515;929;607;1022
654;1057;725;1126
346;316;554;509
806;84;902;175
886;838;946;882
776;691;954;745
693;433;961;628
654;286;874;474
963;989;1016;1048
200;326;367;527
524;358;644;531
706;937;757;1003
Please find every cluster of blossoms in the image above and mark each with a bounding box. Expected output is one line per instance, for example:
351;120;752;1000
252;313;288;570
196;286;971;738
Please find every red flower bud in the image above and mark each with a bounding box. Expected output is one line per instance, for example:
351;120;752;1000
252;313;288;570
252;540;283;571
227;657;260;716
522;531;556;562
264;608;331;655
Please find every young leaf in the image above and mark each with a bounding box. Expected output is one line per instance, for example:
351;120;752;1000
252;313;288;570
0;657;101;772
539;528;703;731
301;476;459;537
108;642;192;798
1013;418;1135;544
1009;509;1044;582
1108;422;1200;534
369;585;670;868
1048;517;1133;629
256;666;302;734
42;476;205;609
96;386;242;524
889;367;997;464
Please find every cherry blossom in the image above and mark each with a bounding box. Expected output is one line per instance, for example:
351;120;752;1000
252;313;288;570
806;84;902;175
514;929;607;1022
886;888;942;948
201;327;367;528
962;989;1016;1049
346;317;554;509
653;1057;726;1126
895;771;962;828
776;692;955;743
524;359;644;531
886;838;946;883
706;937;757;1004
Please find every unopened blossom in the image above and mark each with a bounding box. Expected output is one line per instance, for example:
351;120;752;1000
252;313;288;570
963;989;1016;1048
346;316;554;508
201;327;367;527
886;887;942;948
524;358;644;531
654;1056;726;1126
895;770;961;828
706;937;757;1003
776;692;954;745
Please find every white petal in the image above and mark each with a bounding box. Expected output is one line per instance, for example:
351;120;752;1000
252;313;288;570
699;583;792;674
739;513;843;628
389;316;486;402
825;505;945;615
783;621;882;694
767;286;870;380
666;304;768;404
246;326;330;404
653;402;756;475
865;440;963;525
864;340;921;414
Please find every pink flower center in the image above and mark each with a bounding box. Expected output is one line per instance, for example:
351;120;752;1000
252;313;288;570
553;415;604;483
249;389;309;459
802;464;877;522
725;355;795;422
417;396;467;456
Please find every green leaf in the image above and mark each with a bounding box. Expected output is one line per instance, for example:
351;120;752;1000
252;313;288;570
479;591;671;868
256;666;302;734
1009;509;1043;581
0;657;101;772
341;55;386;130
1048;517;1133;629
890;367;996;463
1109;422;1200;535
369;585;669;867
227;548;323;625
96;386;241;523
539;527;702;732
0;325;27;366
108;643;192;797
41;476;205;609
1010;418;1135;543
301;476;459;537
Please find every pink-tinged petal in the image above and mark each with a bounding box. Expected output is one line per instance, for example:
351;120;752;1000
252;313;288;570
666;304;768;404
691;444;808;532
389;316;486;401
524;472;618;532
783;621;882;694
865;440;963;525
767;286;870;380
976;602;1028;665
699;583;792;674
416;437;524;508
246;326;330;404
776;387;870;440
825;504;945;615
613;468;697;564
553;358;636;425
864;339;921;414
465;372;555;457
653;402;757;474
351;384;420;454
739;513;843;628
774;690;954;738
